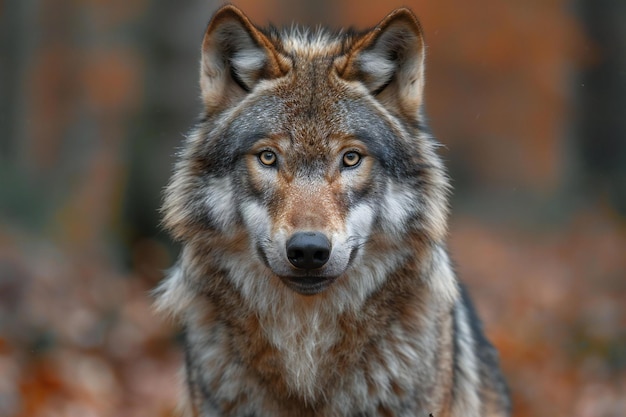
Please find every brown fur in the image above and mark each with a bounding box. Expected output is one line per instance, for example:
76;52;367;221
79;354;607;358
157;5;510;417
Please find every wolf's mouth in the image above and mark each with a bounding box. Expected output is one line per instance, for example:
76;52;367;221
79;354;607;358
279;275;337;296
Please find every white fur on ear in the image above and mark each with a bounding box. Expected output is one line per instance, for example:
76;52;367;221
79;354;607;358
231;48;268;89
358;49;397;93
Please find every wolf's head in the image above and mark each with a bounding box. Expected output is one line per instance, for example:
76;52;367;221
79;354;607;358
163;6;450;301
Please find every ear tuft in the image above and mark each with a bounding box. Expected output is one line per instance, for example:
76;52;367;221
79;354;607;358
200;5;290;112
338;8;426;118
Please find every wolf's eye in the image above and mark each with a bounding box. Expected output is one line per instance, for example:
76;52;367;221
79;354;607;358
258;151;277;166
342;151;361;168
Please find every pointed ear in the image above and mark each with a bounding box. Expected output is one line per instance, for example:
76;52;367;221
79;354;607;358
337;8;426;118
200;5;290;113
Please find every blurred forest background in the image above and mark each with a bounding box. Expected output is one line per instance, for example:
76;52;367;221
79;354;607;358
1;0;625;416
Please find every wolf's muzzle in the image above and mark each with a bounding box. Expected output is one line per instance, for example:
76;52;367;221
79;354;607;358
286;231;331;270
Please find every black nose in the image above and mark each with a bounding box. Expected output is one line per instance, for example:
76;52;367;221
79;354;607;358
286;232;331;270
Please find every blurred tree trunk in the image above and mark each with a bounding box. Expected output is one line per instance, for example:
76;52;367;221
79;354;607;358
0;0;41;222
575;0;626;214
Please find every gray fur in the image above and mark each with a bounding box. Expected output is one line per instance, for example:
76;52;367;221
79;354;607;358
156;5;510;417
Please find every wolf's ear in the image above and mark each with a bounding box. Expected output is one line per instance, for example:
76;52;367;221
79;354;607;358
337;8;426;118
200;5;290;112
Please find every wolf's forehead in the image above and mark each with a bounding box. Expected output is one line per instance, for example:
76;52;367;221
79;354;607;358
274;27;348;57
226;91;405;161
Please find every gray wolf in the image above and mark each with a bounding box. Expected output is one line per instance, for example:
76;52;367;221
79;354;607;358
155;5;511;416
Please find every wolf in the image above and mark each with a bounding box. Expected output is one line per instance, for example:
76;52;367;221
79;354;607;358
155;5;510;417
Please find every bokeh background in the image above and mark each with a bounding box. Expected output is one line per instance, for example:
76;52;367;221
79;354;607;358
1;0;625;416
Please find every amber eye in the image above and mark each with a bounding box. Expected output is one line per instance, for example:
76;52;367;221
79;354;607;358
258;151;277;166
342;151;361;168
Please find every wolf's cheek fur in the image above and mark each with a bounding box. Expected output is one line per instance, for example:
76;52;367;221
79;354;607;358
203;176;238;231
239;199;273;243
379;181;421;236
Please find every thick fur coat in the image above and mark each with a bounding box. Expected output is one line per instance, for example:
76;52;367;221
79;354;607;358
156;5;511;417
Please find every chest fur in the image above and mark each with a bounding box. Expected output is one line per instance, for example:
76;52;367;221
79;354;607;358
185;297;445;416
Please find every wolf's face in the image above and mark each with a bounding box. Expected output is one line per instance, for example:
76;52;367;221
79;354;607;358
231;88;388;295
163;7;450;298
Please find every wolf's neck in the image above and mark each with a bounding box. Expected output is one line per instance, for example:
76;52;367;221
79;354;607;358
259;302;340;403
